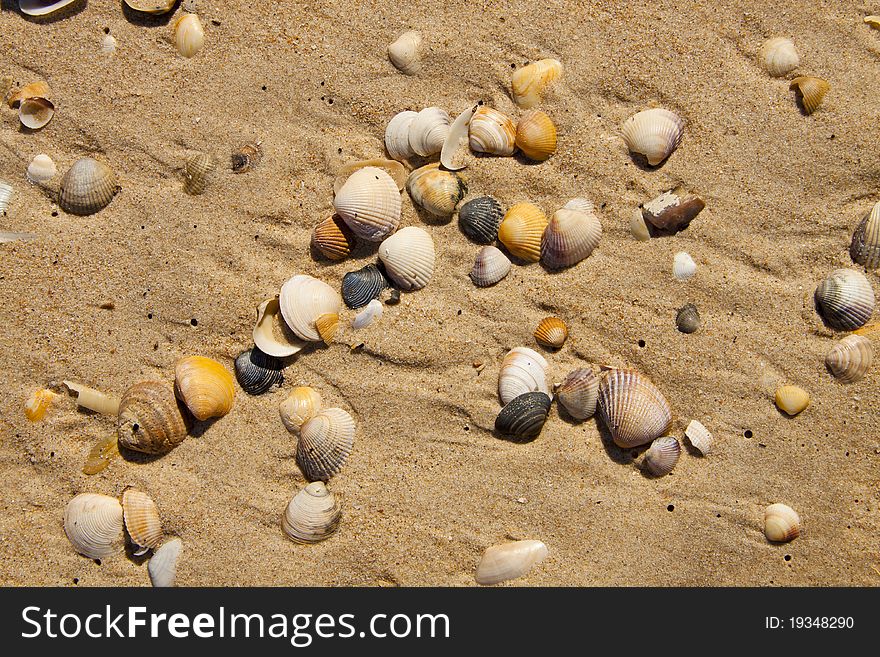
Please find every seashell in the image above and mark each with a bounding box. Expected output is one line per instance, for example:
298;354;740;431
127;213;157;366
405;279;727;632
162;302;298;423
866;16;880;30
312;214;356;261
673;251;696;280
18;0;78;16
174;355;235;421
459;196;504;244
684;419;713;455
406;162;467;217
278;274;342;342
333;166;401;241
149;538;183;587
384;110;418;162
63;380;120;415
849;201;880;270
19;97;54;130
475;539;548;585
790;76;829;115
174;13;205;58
282;481;342;544
387;30;424;75
469;245;511;287
642;193;704;234
643;436;681;476
499;346;549;405
825;335;873;383
497;202;548;263
231;141;262;173
515;110;557;161
296;407;356;481
597;368;672;448
59;157;120;215
468;106;516;156
511;58;563;109
440;103;479;170
764;503;800;543
82;434;120;476
124;0;176;13
629;208;651;241
121;488;163;555
333;159;406;195
540;202;602;269
183;152;216;195
774;385;810;416
314;313;339;344
814;269;875;331
759;37;799;77
408;107;451;157
101;34;117;54
495;391;552;440
253;296;306;358
279;386;323;433
5;81;51;108
0;179;13;214
352;299;384;329
676;303;701;334
533;317;568;349
620;108;684;166
64;493;125;560
117;381;191;455
24;388;59;421
342;263;388;309
234;348;284;395
378;226;435;291
555;368;599;420
26;154;57;184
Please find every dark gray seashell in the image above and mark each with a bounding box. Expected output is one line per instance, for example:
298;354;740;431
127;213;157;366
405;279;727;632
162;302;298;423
494;392;552;440
234;347;284;395
341;264;388;309
458;196;504;244
814;269;875;331
676;303;700;334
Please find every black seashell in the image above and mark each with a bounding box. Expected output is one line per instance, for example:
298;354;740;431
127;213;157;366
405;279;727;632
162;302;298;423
458;196;504;244
341;264;389;309
494;391;552;440
675;303;700;334
234;347;284;395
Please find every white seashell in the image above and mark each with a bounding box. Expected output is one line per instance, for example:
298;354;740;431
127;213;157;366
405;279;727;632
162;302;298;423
684;419;713;455
468;106;516;156
643;436;681;476
384;110;418;162
297;408;356;481
278;274;342;342
378;226;435;291
764;503;800;543
333;166;401;242
26;154;57;184
555;368;599;420
475;539;548;585
352;299;383;329
387;30;423;75
563;198;593;213
408;107;450;157
440;103;479;171
279;387;322;433
469;245;511;287
499;347;549;405
149;538;183;587
540;202;602;269
282;481;342;543
825;334;873;383
63;493;125;560
629;208;651;241
19;0;77;16
672;251;696;280
101;34;117;54
759;37;799;77
620;108;684;166
0;179;12;214
253;296;306;357
174;13;205;58
19;97;54;130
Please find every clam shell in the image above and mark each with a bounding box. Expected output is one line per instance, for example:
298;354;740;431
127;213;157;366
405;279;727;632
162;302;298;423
469;245;511;287
790;76;829;114
597;368;672;448
643;436;681;476
24;388;58;421
19;0;78;16
117;381;191;455
279;386;322;433
19;97;54;130
676;303;701;334
759;37;799;76
684;419;713;455
149;538;183;587
764;503;800;543
620;108;684;166
279;274;342;342
849;201;880;269
231;141;262;173
312;214;356;261
406;162;467;217
534;316;568;349
282;481;342;544
408;107;450;157
174;13;205;58
388;30;424;75
515;110;557;161
342;263;389;309
814;268;875;331
333;166;401;242
673;251;696;280
253;296;306;358
378;226;435;291
124;0;176;13
183;152;216;195
352;299;383;329
59;158;120;215
27;154;57;184
122;488;163;555
458;196;504;244
234;347;284;395
825;334;873;383
774;385;810;416
511;58;563;109
384;110;418;162
64;493;125;560
555;368;599;420
629;208;651;241
468;106;516;156
296;407;356;481
495;391;552;440
174;355;235;421
499;346;549;405
540;202;601;269
315;312;339;344
0;179;13;214
497;202;548;263
475;539;548;585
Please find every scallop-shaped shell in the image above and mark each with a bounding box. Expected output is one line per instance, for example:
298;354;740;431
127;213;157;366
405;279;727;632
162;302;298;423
814;269;875;331
352;299;383;329
279;274;342;342
469;245;511;287
280;386;323;433
342;263;388;309
19;97;54;130
498;202;547;263
24;388;58;421
183;153;216;195
644;436;681;476
849;201;880;270
511;58;563;109
253;296;306;358
684;419;713;455
387;30;424;75
468;106;516;156
19;0;78;16
122;489;163;555
174;356;235;421
174;13;205;58
378;226;435;291
282;481;342;544
534;317;568;349
0;179;13;214
620;108;684;166
475;539;548;585
673;251;696;280
27;154;57;184
774;385;810;416
825;335;873;383
408;107;451;157
540;204;602;269
458;196;503;244
231;141;262;173
556;368;599;420
676;303;701;334
59;158;120;215
333;166;401;242
499;346;549;405
597;368;673;448
315;313;339;344
234;348;284;395
149;538;183;587
117;381;191;455
384;110;418;162
312;214;356;261
515;110;557;161
406;162;467;217
124;0;176;13
64;493;125;560
495;391;552;440
296;408;356;481
764;503;800;543
790;76;829;114
759;37;800;77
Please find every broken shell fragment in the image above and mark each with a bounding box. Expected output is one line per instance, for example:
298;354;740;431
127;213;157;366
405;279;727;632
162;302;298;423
642;192;704;233
814;269;875;331
495;391;552;440
866;16;880;29
27;154;57;184
173;13;205;58
763;503;800;543
5;81;50;108
122;488;163;555
499;346;549;405
174;356;235;421
149;538;183;587
759;37;799;77
498;202;548;263
790;76;829;114
0;179;13;214
64;493;125;560
279;386;322;433
253;296;306;358
629;209;651;241
19;97;55;130
555;368;599;420
183;152;216;195
469;106;516;156
352;299;383;329
24;388;58;421
621;108;684;166
597;368;672;448
378;226;435;291
673;251;696;280
296;407;356;481
234;348;283;395
849;201;880;270
643;436;681;476
511;58;563;109
333;166;401;241
384;110;418;162
312;214;356;261
82;434;120;475
342;263;388;309
408;107;451;157
279;274;343;342
282;481;342;544
684;419;713;455
469;245;511;287
676;304;701;334
440;103;479;170
774;385;810;416
387;30;424;75
59;157;120;215
19;0;79;16
540;200;602;269
825;334;873;383
459;195;503;244
231;141;262;173
101;34;117;54
406;162;467;217
515;110;557;161
475;539;548;585
315;312;339;344
117;381;191;455
63;380;121;415
533;317;568;349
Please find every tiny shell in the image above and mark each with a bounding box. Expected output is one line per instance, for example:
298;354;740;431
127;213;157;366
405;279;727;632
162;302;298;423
183;152;216;195
279;274;342;342
231;141;262;173
122;488;163;555
234;348;284;395
408;107;451;157
174;13;205;58
597;368;672;448
555;368;599;420
499;346;549;405
378;226;435;291
764;503;800;543
774;385;810;416
388;30;424;75
825;334;873;383
790;76;829;115
384;110;418;162
26;154;57;184
282;481;342;544
497;202;548;263
673;251;696;280
312;214;356;261
540;201;601;269
684;419;713;455
534;317;568;349
849;201;880;269
149;538;183;587
759;37;799;77
101;34;117;54
515;110;557;161
511;58;563;109
296;407;356;481
469;245;511;287
59;158;120;215
342;263;388;309
406;162;467;217
314;312;339;344
475;539;548;585
82;434;120;476
468;106;516;156
279;386;323;433
63;380;120;415
459;196;504;244
621;108;684;166
333;166;401;241
352;299;384;329
495;391;552;440
19;97;54;130
676;304;701;334
64;493;125;560
0;179;13;213
814;269;875;331
174;355;235;421
24;388;59;421
117;381;191;454
643;436;681;476
253;296;306;358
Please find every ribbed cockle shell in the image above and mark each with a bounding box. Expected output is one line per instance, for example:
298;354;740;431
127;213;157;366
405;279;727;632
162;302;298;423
122;488;163;555
59;158;120;215
333;166;401;242
378;226;435;291
597;368;672;448
825;335;873;383
620;108;684;166
117;381;191;454
555;367;598;420
296;408;356;481
282;481;342;544
64;493;125;560
540;199;602;269
814;269;875;331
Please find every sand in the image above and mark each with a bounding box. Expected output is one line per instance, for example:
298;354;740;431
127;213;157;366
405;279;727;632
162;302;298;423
1;0;878;587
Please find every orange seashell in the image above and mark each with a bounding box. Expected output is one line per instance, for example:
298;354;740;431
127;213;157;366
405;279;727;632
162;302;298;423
533;317;568;349
174;356;235;421
515;110;557;161
497;203;547;263
312;214;356;261
24;388;58;421
790;76;829;114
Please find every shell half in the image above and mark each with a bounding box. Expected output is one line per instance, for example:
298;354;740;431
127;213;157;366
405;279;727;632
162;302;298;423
117;381;191;454
499;346;549;405
458;196;503;244
814;269;875;331
498;202;547;263
282;481;342;543
296;408;356;481
378;226;435;291
174;355;235;421
279;274;342;342
597;368;672;448
59;158;120;215
620;108;684;166
64;493;125;560
540;201;602;269
850;201;880;269
555;368;599;420
333;166;401;242
406;162;467;217
468;106;516;156
511;58;563;109
122;488;163;555
475;540;549;585
759;37;799;76
149;538;183;587
825;335;873;383
469;245;511;287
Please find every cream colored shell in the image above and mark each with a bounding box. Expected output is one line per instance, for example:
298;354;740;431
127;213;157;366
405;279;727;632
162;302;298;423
149;538;183;587
279;274;342;342
764;503;800;542
174;13;205;58
280;386;323;433
597;368;672;448
408;107;451;157
384;110;418;162
499;346;549;405
469;245;511;287
620;108;684;166
378;226;435;291
64;493;125;560
282;481;342;544
540;200;602;269
333;166;401;242
468;106;516;156
759;37;799;77
475;539;548;585
27;154;57;184
684;419;713;455
253;296;306;357
825;335;873;383
387;30;424;75
511;58;563;108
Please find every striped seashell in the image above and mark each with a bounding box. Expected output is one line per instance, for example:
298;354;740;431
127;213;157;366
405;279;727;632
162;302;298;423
759;37;799;77
231;141;262;173
597;368;672;448
850;201;880;270
774;385;810;416
684;419;713;455
495;391;552;440
279;274;342;342
27;154;57;184
352;299;383;329
378;226;435;291
24;388;59;421
174;355;235;421
282;481;342;544
790;76;829;115
764;503;800;543
59;158;120;215
122;488;163;555
540;201;601;269
406;162;467;217
555;367;599;420
117;381;191;455
475;539;548;585
296;407;356;481
673;251;696;280
458;196;504;244
5;81;50;107
19;97;54;130
620;108;684;166
384;110;418;162
253;297;306;358
469;245;511;287
314;312;339;344
676;303;701;334
342;263;388;309
408;107;451;157
64;493;125;560
174;13;205;58
499;346;549;405
388;30;424;75
19;0;78;16
183;152;216;195
0;179;13;214
312;214;356;261
534;316;568;349
498;202;547;263
234;348;283;395
515;110;557;161
333;166;401;242
149;538;183;587
814;269;875;331
280;386;322;433
825;335;873;383
643;436;681;476
511;58;563;109
468;106;516;156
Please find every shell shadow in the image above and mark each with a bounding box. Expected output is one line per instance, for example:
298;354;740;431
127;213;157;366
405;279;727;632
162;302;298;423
124;540;151;565
5;0;87;23
495;241;537;267
121;0;180;26
188;417;219;438
493;427;540;444
413;204;454;226
118;444;166;465
512;152;544;167
554;402;583;427
594;414;636;465
627;152;666;172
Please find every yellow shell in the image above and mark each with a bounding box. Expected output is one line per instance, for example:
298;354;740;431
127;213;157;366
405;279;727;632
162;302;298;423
311;214;356;261
280;386;323;433
497;202;547;262
534;317;568;349
764;503;800;543
315;312;339;344
174;356;235;421
174;13;205;58
515;110;557;161
122;488;163;555
866;16;880;29
406;162;467;217
774;385;810;416
82;434;120;475
24;388;58;421
5;81;50;108
790;76;829;114
117;381;191;454
511;58;563;109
